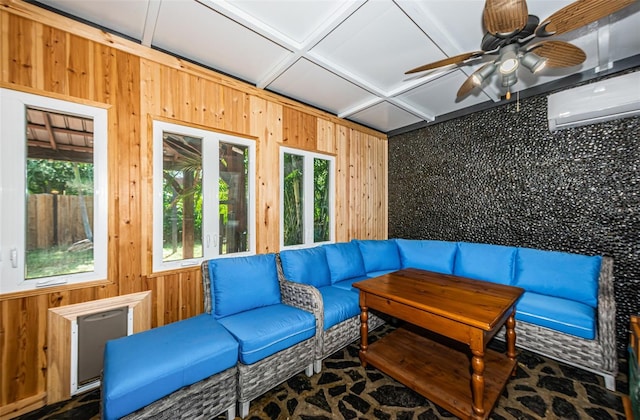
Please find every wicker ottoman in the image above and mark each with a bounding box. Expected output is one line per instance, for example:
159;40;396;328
102;314;239;420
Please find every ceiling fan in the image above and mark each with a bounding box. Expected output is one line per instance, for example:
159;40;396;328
406;0;636;100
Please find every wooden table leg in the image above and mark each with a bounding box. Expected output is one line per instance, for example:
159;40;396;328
359;306;369;367
505;307;517;375
471;348;485;419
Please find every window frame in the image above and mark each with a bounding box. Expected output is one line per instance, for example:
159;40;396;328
152;120;256;273
280;146;335;250
0;88;108;294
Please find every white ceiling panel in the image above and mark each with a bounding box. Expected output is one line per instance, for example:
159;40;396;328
37;0;149;40
223;0;353;44
349;102;423;133
152;0;291;83
32;0;640;134
310;0;443;92
267;59;377;115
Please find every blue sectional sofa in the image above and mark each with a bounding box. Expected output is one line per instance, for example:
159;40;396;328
102;238;617;419
278;238;616;390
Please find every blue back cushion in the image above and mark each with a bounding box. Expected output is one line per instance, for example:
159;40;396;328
279;247;331;287
207;254;281;319
354;239;401;273
323;242;367;284
396;239;457;274
515;247;601;307
453;242;517;285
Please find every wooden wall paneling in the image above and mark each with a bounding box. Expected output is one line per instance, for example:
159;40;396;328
1;295;48;407
158;65;175;119
222;85;248;134
6;14;39;88
42;26;66;94
179;269;202;320
316;118;336;155
250;96;283;253
162;273;181;325
0;12;6;83
115;49;142;295
0;301;7;407
66;34;93;100
334;125;350;243
139;61;159;277
93;44;117;104
282;106;317;150
381;137;389;238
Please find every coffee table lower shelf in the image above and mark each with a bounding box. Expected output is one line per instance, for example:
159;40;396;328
362;326;516;420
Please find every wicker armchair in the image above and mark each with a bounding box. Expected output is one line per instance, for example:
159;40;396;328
202;255;315;418
498;256;618;390
277;253;385;373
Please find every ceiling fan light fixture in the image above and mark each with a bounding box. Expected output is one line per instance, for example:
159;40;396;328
499;51;519;75
501;72;518;88
471;62;497;86
521;52;547;73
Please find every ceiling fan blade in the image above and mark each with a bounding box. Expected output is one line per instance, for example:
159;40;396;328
483;0;529;36
536;0;636;37
528;41;587;68
405;51;485;74
457;63;494;99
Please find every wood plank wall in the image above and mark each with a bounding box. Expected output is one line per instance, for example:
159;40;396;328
0;1;388;417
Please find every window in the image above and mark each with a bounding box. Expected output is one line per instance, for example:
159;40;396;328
0;88;108;294
281;147;334;248
152;121;255;272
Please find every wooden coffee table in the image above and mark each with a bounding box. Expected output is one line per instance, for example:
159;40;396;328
354;268;524;420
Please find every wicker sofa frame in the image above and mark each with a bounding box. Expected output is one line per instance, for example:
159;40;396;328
497;256;617;390
105;366;237;420
201;262;315;418
276;254;385;373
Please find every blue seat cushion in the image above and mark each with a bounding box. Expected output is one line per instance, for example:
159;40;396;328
218;304;315;365
331;275;370;293
366;269;397;278
396;239;457;274
102;314;238;420
515;292;596;339
279;246;331;287
317;286;361;330
515;247;601;307
454;242;517;285
354;239;401;273
208;254;281;319
324;242;367;284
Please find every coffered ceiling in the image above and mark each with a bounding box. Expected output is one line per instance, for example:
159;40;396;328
31;0;640;134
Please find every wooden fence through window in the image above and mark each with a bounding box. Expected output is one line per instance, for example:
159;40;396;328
26;193;94;250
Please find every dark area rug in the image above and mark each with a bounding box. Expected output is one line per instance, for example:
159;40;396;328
17;324;628;420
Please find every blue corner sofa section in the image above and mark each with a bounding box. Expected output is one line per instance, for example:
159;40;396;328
102;238;617;419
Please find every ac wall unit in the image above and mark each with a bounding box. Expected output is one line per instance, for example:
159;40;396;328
547;71;640;131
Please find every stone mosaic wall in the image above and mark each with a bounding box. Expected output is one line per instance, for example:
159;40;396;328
388;72;640;355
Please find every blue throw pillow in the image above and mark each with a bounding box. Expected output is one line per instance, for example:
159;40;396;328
279;246;331;287
323;242;367;284
396;239;457;274
208;254;281;319
514;247;601;307
453;242;517;285
353;239;401;273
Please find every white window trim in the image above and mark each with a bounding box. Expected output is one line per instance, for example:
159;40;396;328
152;120;256;273
0;88;108;294
280;146;335;250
